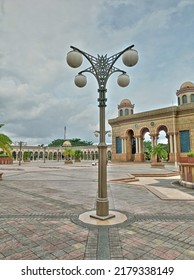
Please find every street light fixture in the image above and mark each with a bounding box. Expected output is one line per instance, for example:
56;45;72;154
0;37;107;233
94;130;111;138
15;141;27;166
66;44;138;220
43;146;48;163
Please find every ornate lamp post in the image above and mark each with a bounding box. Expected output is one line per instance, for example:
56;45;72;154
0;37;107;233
94;130;111;138
15;141;27;166
66;44;138;220
94;130;111;164
43;146;47;163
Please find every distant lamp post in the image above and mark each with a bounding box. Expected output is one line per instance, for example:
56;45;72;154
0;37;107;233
15;141;27;166
43;146;48;163
67;44;138;220
57;148;59;162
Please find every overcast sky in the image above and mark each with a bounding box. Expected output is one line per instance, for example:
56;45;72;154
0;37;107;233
1;0;194;145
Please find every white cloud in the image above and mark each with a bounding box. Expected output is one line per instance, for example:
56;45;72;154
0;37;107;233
0;0;194;145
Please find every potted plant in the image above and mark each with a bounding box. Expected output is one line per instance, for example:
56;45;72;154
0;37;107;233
180;151;194;163
0;125;13;165
179;151;194;187
23;151;31;162
64;148;74;164
187;151;194;163
0;152;13;164
0;124;13;158
74;149;83;162
151;144;168;168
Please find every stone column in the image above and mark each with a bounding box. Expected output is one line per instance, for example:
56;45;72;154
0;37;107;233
134;135;144;162
168;132;178;163
135;137;139;153
121;137;127;154
138;137;142;153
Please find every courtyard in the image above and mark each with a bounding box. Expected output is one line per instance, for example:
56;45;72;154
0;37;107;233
0;161;194;260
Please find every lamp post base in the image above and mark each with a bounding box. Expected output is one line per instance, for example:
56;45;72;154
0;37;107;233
90;198;115;220
90;213;115;221
79;210;127;225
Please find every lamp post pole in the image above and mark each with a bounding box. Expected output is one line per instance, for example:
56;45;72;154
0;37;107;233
15;141;27;166
172;105;178;168
66;45;138;220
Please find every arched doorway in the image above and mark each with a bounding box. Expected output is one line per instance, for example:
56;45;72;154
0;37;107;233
157;125;168;144
12;151;16;160
141;127;150;162
126;129;135;161
156;125;169;161
143;131;152;161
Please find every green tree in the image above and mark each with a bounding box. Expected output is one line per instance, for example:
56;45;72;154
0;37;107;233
48;138;93;147
0;124;13;158
143;141;152;160
70;138;93;146
151;144;168;162
74;149;83;160
48;139;64;147
64;148;75;160
23;151;31;161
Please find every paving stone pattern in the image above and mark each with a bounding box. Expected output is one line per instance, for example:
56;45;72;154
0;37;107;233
0;161;194;260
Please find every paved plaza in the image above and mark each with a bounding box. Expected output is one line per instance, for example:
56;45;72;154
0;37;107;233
0;161;194;260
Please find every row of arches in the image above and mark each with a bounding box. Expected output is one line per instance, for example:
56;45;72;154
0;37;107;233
115;124;175;162
11;147;112;162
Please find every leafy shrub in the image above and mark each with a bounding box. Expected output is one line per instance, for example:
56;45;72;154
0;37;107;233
187;151;194;157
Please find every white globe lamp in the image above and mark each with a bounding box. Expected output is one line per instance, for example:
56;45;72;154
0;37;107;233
117;73;130;87
74;74;87;87
66;50;83;68
122;49;138;67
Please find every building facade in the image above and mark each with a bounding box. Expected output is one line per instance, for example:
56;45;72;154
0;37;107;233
109;81;194;163
11;144;112;162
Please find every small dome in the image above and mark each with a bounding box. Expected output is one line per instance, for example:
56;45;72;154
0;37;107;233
62;141;71;147
118;98;134;109
180;81;194;89
120;99;132;106
118;98;135;116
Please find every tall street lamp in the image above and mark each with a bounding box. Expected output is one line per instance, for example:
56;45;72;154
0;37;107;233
43;146;47;163
15;141;27;166
94;130;111;138
66;44;138;220
94;130;111;164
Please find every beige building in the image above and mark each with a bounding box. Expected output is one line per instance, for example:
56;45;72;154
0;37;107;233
11;144;112;162
109;81;194;163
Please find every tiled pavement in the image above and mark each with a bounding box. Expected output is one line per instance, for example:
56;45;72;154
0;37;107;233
0;161;194;260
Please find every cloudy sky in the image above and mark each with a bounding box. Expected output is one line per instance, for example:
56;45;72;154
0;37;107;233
1;0;194;145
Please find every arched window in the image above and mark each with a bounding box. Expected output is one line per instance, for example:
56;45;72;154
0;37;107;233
182;95;187;104
119;109;123;116
190;94;194;102
125;108;129;115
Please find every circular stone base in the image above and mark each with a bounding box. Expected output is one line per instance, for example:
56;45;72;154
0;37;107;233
79;210;128;226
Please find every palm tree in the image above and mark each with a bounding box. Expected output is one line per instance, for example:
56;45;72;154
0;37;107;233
144;140;152;160
64;148;74;161
74;150;83;161
151;144;168;162
0;124;13;158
